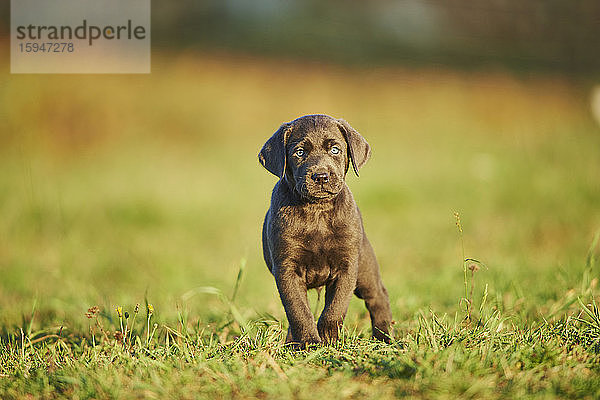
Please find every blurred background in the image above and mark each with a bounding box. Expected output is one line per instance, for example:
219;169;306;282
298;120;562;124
0;1;599;334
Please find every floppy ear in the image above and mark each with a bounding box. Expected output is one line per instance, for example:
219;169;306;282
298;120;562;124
258;123;292;178
337;119;371;176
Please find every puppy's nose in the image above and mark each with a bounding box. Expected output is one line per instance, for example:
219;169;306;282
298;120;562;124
311;172;329;184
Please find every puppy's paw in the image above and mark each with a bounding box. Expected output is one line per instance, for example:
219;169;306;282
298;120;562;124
372;324;392;344
285;337;321;350
317;318;342;344
285;329;321;350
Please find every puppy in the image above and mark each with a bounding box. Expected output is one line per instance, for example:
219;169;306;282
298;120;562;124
259;114;392;347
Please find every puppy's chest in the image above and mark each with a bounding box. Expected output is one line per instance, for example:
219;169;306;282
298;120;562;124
281;210;359;288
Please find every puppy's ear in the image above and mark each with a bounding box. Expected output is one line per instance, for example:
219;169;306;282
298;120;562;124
337;119;371;176
259;123;292;178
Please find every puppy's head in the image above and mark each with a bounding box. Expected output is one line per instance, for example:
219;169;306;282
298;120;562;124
259;114;371;201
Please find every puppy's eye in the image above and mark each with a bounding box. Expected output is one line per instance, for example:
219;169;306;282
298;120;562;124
330;146;341;155
295;148;305;157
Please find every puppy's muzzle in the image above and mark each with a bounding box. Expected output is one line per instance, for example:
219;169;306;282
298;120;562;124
311;172;329;185
298;168;341;200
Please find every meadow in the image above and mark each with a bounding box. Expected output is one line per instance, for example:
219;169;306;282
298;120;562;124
1;51;600;398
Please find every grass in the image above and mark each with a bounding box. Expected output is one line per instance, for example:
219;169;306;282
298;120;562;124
1;49;600;398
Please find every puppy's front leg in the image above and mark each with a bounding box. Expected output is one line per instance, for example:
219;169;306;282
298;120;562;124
317;268;358;343
275;268;321;347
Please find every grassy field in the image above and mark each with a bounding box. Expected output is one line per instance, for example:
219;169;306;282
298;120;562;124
1;51;600;398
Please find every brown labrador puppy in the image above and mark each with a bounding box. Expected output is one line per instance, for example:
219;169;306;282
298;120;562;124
259;114;393;347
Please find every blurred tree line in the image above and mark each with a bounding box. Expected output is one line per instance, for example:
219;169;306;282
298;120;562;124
2;0;599;76
151;0;600;76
